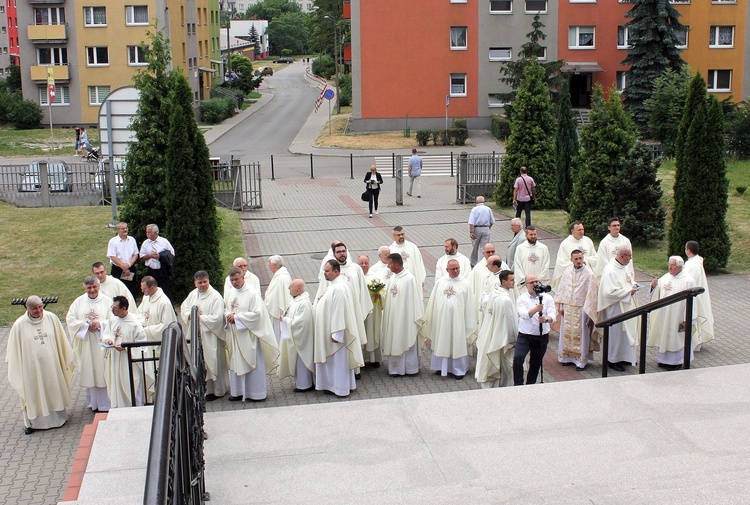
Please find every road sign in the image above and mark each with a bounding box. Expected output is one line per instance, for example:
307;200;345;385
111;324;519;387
49;84;55;99
324;89;335;100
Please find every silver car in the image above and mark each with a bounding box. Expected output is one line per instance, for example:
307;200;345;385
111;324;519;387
18;161;72;193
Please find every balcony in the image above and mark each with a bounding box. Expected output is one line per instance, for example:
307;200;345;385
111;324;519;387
28;24;67;43
28;0;66;4
30;65;69;82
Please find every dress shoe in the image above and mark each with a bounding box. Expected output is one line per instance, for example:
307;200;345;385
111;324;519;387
228;395;243;401
294;386;314;392
575;365;586;371
417;195;421;198
435;370;442;376
406;192;412;196
368;361;381;369
663;364;682;371
24;427;33;435
205;394;221;402
354;373;361;380
560;362;573;367
389;373;402;377
369;214;372;218
454;375;465;380
608;361;625;372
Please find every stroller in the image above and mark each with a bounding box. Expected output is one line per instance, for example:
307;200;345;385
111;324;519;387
84;143;101;162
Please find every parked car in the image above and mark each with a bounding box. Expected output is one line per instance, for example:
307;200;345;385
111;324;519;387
91;169;124;193
256;66;273;76
18;161;72;193
273;57;293;64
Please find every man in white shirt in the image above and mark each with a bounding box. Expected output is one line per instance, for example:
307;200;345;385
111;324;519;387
139;223;175;300
514;274;556;386
468;196;495;266
106;222;140;298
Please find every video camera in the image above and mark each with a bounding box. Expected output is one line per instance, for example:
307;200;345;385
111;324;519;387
533;283;552;295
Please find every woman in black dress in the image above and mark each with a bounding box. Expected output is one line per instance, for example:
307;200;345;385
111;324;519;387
364;164;384;218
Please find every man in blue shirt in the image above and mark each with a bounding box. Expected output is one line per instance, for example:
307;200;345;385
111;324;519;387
407;148;422;198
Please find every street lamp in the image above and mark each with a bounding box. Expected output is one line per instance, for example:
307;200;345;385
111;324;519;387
220;0;236;80
323;15;341;114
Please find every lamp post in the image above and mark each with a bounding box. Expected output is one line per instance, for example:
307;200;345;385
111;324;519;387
324;15;341;115
220;0;236;80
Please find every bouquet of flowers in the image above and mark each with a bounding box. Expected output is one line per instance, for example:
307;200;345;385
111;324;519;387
367;279;386;304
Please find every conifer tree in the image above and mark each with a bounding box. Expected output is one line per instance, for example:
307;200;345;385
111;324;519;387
494;60;557;208
614;142;665;243
568;85;638;237
644;67;689;158
621;0;686;130
669;74;731;271
555;79;578;210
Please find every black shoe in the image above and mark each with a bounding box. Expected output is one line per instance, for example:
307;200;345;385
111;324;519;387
294;386;314;392
369;362;381;369
228;395;243;401
560;362;573;367
435;371;442;376
405;372;419;377
24;427;33;435
389;374;401;377
454;375;465;380
664;364;682;371
608;362;625;372
354;373;361;380
575;366;586;371
205;394;222;402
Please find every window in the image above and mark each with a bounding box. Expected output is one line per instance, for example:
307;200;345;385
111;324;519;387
489;47;512;61
34;7;65;25
88;85;110;105
669;0;690;3
488;94;504;108
84;7;107;26
569;26;595;49
450;73;467;96
40;85;70;105
709;26;734;47
617;26;631;48
570;0;596;2
674;27;688;48
127;45;147;65
525;0;547;12
125;5;148;25
450;27;467;49
535;46;547;60
707;70;731;91
37;47;68;65
86;46;109;66
489;0;512;13
451;0;468;3
712;0;737;3
616;71;627;91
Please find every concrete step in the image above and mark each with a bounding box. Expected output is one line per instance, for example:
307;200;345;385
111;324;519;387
62;363;750;504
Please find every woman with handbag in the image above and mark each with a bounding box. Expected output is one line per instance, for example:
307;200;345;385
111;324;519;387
363;164;383;218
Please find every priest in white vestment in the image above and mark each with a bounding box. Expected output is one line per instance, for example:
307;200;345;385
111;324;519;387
647;256;697;369
317;240;349;283
264;255;292;343
470;243;498;305
103;296;148;408
554;251;599;370
223;257;261;296
313;261;364;396
92;261;138;315
513;226;551;296
390;226;427;288
369;246;393;283
597;246;640;372
684;240;714;348
381;253;425;376
422;259;478;379
434;238;472;280
224;268;280;401
594;217;634;280
278;279;315;391
358;255;384;366
66;276;112;412
7;297;74;434
552;222;597;291
506;218;525;270
475;271;518;388
138;276;177;343
181;271;229;398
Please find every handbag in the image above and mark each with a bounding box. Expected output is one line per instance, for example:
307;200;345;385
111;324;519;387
361;190;370;202
521;175;535;205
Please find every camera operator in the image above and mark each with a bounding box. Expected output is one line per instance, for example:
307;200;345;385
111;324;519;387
514;274;556;386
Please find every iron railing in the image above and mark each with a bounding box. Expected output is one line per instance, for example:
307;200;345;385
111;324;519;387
143;310;208;505
596;286;705;378
121;341;162;407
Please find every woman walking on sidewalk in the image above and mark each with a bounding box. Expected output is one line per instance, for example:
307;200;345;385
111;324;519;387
364;164;383;218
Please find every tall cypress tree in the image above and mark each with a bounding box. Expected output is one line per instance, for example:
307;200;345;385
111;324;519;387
568;85;638;237
621;0;686;130
644;67;690;158
494;60;557;208
614;142;665;243
555;79;578;210
669;74;731;271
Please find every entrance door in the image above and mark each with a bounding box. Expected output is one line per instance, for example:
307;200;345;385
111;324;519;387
569;73;592;108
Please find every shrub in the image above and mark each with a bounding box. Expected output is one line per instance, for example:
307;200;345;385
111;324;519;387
312;55;335;79
416;130;431;146
490;115;511;140
200;97;235;124
452;117;467;129
338;73;352;107
281;48;293;56
0;90;22;125
451;127;469;146
9;99;43;129
431;130;441;146
726;102;750;160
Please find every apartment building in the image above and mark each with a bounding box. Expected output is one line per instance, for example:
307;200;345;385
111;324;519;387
17;0;222;126
1;0;20;74
349;0;749;131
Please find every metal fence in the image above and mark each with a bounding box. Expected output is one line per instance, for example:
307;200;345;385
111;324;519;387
456;152;503;203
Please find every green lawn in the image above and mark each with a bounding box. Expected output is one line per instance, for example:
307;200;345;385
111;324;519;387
0;126;100;158
493;158;750;276
0;203;244;326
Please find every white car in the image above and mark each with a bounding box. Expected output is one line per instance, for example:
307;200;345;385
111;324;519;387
18;161;72;193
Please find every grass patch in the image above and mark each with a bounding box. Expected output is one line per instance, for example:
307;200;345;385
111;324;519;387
0;126;100;158
0;203;244;326
492;157;750;276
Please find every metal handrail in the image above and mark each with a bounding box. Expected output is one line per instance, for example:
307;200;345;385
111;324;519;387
596;286;705;377
143;307;208;504
121;340;161;407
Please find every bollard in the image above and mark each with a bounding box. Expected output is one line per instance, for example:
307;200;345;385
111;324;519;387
310;153;314;180
270;155;275;181
450;151;454;178
391;153;395;178
350;153;354;179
